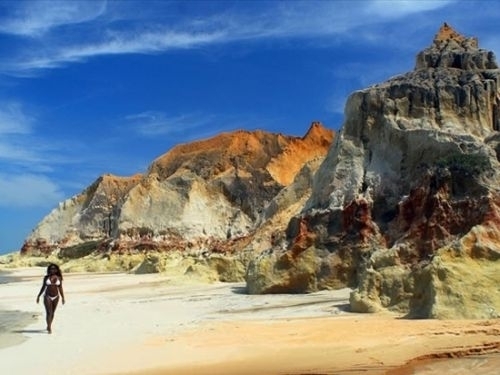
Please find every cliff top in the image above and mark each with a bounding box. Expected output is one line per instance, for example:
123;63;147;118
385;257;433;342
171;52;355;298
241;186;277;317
434;23;468;44
429;22;479;52
415;23;495;70
149;122;333;186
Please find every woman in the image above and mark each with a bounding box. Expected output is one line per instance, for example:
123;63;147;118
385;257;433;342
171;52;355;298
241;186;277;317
36;263;65;334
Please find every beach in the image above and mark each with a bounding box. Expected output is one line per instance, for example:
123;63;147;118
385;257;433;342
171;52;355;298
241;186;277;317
1;268;500;375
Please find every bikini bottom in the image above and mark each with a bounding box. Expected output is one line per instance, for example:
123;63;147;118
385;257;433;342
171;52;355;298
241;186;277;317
45;294;59;301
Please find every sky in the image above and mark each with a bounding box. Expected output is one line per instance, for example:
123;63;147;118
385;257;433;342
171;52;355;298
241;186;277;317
1;0;500;254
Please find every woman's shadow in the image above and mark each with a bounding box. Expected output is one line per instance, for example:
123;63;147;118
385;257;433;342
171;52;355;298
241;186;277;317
12;329;46;334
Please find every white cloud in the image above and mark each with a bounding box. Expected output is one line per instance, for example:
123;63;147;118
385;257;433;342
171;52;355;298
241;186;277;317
0;173;64;207
126;111;217;137
0;0;107;37
326;94;348;115
207;0;454;40
0;102;46;166
61;28;226;57
3;29;227;74
367;0;454;18
0;102;75;171
124;110;275;143
0;142;43;164
0;102;33;134
0;0;458;75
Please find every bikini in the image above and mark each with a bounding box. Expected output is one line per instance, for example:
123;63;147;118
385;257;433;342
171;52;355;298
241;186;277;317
45;277;61;301
46;278;61;286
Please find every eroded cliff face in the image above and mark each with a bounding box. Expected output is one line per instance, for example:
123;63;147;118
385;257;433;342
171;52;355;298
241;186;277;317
21;123;334;269
246;24;500;318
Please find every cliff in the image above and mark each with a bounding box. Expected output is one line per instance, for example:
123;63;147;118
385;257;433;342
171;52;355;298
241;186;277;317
246;24;500;319
21;122;334;274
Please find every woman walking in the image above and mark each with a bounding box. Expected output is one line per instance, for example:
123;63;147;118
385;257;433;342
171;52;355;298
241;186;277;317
36;263;65;334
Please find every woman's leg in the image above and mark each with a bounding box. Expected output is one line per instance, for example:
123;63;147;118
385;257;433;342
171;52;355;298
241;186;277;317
44;297;59;333
43;297;53;333
50;298;59;332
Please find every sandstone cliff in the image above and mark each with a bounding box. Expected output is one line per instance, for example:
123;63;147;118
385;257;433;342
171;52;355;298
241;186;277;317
21;122;333;278
246;24;500;319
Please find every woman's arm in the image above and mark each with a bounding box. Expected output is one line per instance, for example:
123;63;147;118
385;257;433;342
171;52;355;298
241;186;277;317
58;283;65;304
36;277;47;303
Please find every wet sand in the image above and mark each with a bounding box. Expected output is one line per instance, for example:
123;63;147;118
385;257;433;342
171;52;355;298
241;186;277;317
0;309;39;349
0;269;41;348
1;268;500;375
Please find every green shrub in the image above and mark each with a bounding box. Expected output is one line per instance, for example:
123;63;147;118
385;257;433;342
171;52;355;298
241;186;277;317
436;153;491;176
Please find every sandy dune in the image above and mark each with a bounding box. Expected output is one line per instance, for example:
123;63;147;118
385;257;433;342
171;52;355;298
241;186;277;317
1;268;500;375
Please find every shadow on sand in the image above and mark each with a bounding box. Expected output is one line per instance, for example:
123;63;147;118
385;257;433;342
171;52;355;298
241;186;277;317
229;284;353;313
12;329;47;334
230;285;248;294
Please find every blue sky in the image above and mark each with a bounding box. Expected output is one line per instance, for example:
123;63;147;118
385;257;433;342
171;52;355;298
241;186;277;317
0;0;499;254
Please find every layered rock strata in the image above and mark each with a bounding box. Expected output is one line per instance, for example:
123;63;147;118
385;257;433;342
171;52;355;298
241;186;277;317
246;24;500;318
21;123;333;279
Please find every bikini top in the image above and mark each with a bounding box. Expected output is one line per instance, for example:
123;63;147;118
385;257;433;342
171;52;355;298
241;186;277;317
46;277;61;286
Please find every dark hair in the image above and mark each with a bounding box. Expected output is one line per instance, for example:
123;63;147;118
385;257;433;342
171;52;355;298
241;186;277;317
46;263;63;280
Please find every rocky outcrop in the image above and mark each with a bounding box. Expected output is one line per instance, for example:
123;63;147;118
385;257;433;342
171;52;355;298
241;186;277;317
21;174;142;254
21;123;334;280
246;24;500;318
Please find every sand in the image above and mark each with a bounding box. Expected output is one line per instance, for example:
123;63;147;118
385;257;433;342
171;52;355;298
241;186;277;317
1;268;500;375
